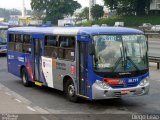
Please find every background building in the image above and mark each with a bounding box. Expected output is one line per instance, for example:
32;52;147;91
150;0;160;10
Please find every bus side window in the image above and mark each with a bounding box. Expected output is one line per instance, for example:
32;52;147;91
58;36;75;61
23;34;32;53
44;35;58;58
15;34;23;52
8;34;15;51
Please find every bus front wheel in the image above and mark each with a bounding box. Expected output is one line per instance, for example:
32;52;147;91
21;68;31;87
65;79;78;102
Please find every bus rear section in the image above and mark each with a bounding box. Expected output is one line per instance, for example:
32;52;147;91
7;27;150;102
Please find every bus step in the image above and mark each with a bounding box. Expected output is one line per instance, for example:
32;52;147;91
35;81;43;86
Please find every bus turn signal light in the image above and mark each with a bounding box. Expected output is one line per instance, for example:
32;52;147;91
103;78;120;85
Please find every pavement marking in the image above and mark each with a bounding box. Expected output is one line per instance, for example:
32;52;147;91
5;92;11;96
0;83;50;114
15;99;22;103
41;116;49;120
27;106;36;112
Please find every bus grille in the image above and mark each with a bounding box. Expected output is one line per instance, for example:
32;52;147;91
110;83;138;88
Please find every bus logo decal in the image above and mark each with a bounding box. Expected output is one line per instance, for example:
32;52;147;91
18;57;25;63
8;55;14;60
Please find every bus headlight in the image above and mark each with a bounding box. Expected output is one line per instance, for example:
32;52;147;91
139;78;149;86
96;80;110;89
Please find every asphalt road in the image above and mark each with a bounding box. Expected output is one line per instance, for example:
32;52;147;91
0;56;160;118
148;38;160;57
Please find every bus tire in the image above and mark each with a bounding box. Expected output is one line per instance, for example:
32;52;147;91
65;79;78;102
21;68;31;87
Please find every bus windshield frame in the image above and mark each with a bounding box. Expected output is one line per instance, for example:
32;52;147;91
92;34;148;78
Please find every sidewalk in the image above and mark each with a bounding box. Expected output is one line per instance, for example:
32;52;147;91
0;57;49;114
0;81;49;114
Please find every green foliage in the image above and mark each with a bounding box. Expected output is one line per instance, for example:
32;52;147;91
81;20;93;26
91;4;104;20
75;7;89;20
103;0;151;16
80;16;160;27
31;0;81;24
104;0;117;10
32;10;45;19
26;10;33;16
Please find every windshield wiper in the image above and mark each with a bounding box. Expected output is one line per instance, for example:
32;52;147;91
124;47;140;71
112;48;124;72
126;56;140;71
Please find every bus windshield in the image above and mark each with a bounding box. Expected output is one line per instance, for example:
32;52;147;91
93;34;148;73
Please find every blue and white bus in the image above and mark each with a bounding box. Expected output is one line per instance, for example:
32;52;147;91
7;27;149;102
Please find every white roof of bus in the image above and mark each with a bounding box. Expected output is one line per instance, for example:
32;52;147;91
8;27;81;35
8;26;143;35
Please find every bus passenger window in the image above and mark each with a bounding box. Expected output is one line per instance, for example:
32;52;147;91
22;35;32;53
44;35;58;58
8;34;15;51
58;36;75;61
15;34;23;52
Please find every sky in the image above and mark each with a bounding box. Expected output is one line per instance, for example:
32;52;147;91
0;0;104;10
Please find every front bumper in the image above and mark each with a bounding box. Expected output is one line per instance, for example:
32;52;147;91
92;82;150;100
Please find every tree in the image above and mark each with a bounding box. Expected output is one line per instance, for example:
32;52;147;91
116;0;136;16
91;4;104;20
104;0;117;11
32;10;45;19
31;0;81;24
75;7;89;20
26;10;33;15
134;0;151;16
103;0;151;16
9;9;21;15
0;8;10;20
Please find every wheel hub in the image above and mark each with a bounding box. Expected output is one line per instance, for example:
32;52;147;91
22;73;26;84
68;84;75;97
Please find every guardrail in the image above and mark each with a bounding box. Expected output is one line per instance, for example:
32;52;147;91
144;31;160;38
144;31;160;70
149;56;160;69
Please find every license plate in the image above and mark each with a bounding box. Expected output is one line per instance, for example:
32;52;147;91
121;90;130;94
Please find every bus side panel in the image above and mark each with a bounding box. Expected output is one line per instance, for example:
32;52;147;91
41;56;53;87
87;49;96;99
8;51;18;76
40;56;76;91
26;54;34;82
52;59;76;91
7;51;29;78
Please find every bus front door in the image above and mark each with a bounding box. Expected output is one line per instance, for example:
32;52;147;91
32;35;44;82
78;42;88;97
